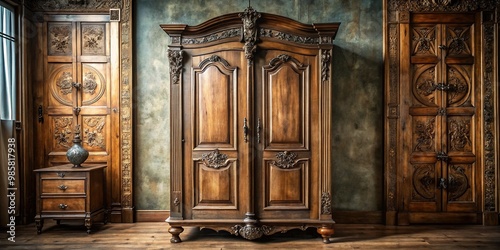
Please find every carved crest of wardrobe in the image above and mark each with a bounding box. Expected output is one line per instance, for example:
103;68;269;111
162;7;339;243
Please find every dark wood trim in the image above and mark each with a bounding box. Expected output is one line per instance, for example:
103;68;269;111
135;210;170;222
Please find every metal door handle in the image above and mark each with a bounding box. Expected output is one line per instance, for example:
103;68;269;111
243;118;249;143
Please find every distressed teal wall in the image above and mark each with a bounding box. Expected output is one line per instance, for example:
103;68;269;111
134;0;383;211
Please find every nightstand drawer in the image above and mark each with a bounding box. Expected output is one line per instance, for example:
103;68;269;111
42;198;85;212
41;179;85;194
40;171;86;179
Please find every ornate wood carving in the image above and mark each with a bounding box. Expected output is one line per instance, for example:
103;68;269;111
446;66;469;105
482;22;495;212
448;165;469;201
388;0;500;12
412;26;436;55
48;23;72;55
321;50;331;83
25;0;122;11
83;71;98;94
321;192;332;215
448;119;471;152
53;117;73;149
182;28;240;45
259;28;319;44
412;164;435;200
83;117;106;149
82;24;105;55
120;0;133;213
56;71;73;95
168;50;183;85
201;149;229;169
272;151;298;169
239;6;260;63
413;118;435;152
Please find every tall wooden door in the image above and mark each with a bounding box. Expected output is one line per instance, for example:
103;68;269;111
254;49;319;220
402;13;481;223
179;48;251;220
35;14;119;215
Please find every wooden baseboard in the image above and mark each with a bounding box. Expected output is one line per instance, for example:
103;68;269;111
135;210;383;224
332;211;384;224
135;210;170;222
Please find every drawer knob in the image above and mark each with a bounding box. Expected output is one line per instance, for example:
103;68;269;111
59;204;68;209
58;184;68;190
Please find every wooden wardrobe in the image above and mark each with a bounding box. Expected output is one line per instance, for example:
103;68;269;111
162;7;339;243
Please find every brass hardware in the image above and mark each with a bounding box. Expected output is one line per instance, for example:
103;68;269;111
72;82;82;90
436;151;449;162
438;44;447;50
73;106;81;116
257;118;261;143
243;118;249;143
58;184;68;190
436;83;451;91
59;204;68;209
38;105;44;123
438;177;447;189
57;172;65;178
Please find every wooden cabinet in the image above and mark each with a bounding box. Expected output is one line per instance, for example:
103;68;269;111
162;7;339;243
34;164;107;234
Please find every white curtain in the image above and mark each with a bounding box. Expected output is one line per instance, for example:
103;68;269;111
0;4;18;226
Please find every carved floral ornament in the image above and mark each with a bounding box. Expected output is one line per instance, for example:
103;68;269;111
388;0;500;12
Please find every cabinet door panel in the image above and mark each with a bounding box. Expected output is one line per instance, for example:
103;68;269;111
185;51;249;220
263;55;309;150
256;50;317;219
193;59;237;150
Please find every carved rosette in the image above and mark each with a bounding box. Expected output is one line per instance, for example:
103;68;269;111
272;151;298;169
201;149;229;169
56;71;74;95
168;50;183;85
83;72;98;94
239;6;261;63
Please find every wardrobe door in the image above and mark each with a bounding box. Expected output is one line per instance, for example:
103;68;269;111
254;49;319;220
183;50;251;220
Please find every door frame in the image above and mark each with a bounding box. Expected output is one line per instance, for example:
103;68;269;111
383;0;499;225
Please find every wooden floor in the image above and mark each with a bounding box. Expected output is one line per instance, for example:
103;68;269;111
1;220;500;249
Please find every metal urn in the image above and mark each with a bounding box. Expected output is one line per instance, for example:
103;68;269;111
66;125;88;167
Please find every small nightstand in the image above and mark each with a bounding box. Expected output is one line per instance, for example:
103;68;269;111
34;164;107;234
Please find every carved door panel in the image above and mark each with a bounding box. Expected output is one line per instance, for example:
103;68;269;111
184;51;251;219
406;14;480;219
42;16;112;167
254;50;319;219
